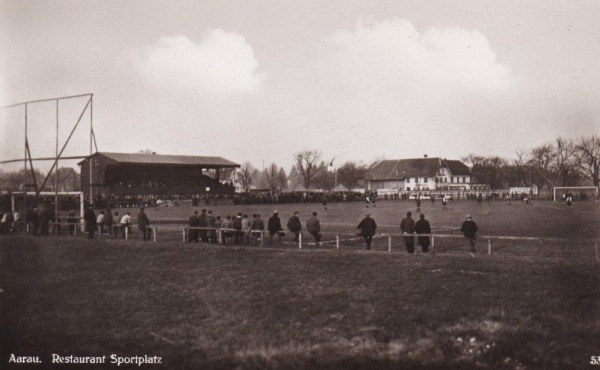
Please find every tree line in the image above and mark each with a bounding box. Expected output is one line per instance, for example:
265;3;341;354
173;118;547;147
238;135;599;193
462;135;599;189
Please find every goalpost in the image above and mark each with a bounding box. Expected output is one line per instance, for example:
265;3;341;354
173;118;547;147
553;186;599;201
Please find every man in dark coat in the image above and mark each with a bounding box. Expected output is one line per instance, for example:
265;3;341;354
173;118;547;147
357;213;377;250
415;213;431;254
233;213;243;244
460;214;479;256
188;210;199;243
287;211;302;242
104;209;113;237
67;210;78;236
400;211;416;254
267;211;284;244
137;207;151;241
84;206;97;240
306;212;321;247
206;210;216;243
198;209;208;242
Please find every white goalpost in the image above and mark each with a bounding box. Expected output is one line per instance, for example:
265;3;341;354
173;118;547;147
553;186;599;201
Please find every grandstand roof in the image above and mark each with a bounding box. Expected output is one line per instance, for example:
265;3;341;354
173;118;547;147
80;152;240;168
366;157;470;180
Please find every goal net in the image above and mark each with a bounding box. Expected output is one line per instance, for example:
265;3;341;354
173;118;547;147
553;186;599;202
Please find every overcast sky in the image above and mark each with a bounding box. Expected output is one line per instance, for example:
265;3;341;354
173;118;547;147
1;0;599;171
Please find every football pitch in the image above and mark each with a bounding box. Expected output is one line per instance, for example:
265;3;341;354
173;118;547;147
1;199;599;369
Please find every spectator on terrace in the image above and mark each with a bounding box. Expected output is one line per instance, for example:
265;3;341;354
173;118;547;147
188;210;199;243
84;206;97;240
400;211;416;254
306;212;321;247
357;213;377;250
97;211;105;234
137;207;151;241
287;211;302;243
268;211;284;244
251;214;264;245
207;210;216;243
460;214;478;257
104;209;113;236
198;209;208;242
415;213;431;254
67;210;78;236
120;212;132;238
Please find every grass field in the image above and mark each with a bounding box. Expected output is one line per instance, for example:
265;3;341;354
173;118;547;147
1;199;599;369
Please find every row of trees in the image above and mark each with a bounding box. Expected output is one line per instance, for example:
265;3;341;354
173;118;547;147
1;135;597;194
236;150;369;193
463;136;599;189
0;167;81;193
238;135;599;193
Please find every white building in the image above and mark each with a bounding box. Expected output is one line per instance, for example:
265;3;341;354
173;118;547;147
366;157;480;191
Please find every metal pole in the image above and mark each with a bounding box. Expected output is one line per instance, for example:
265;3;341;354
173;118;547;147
153;227;156;242
80;192;84;232
336;234;340;250
488;238;492;255
89;95;93;204
431;235;435;254
24;103;27;191
260;231;264;246
388;235;392;253
299;232;302;249
125;226;128;240
595;241;598;263
55;99;59;221
183;228;186;242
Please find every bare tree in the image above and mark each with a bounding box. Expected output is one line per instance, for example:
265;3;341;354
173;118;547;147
553;137;579;186
575;135;600;186
265;163;283;193
337;161;366;190
529;143;555;189
237;162;255;193
295;150;322;189
277;168;288;190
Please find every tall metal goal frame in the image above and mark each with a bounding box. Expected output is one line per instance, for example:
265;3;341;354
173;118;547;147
0;93;97;217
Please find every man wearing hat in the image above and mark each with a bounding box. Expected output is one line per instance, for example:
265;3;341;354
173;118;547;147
357;213;377;250
287;211;302;243
400;211;416;254
460;214;479;256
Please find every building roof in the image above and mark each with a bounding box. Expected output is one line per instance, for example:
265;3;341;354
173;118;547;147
80;152;240;168
366;157;470;180
366;158;441;181
444;160;471;176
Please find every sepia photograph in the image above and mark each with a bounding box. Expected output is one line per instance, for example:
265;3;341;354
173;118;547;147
1;1;599;369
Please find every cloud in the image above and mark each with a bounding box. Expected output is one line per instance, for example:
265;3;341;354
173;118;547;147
137;30;262;94
321;18;513;93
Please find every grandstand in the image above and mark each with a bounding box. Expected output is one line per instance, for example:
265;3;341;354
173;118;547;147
78;152;240;201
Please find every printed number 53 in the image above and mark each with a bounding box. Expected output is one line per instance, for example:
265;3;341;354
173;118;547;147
592;356;600;365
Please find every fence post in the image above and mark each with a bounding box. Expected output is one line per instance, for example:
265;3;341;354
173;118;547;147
488;238;492;255
336;234;340;250
125;226;129;240
539;238;544;256
183;228;186;242
260;231;264;246
595;241;599;263
388;235;392;253
153;227;157;242
299;232;302;249
431;235;435;254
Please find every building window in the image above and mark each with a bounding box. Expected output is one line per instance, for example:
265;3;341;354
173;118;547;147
463;176;467;183
451;177;454;183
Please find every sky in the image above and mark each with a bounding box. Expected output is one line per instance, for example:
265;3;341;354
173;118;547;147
1;0;599;172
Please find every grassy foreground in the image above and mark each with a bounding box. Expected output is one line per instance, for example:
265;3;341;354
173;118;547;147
1;235;599;369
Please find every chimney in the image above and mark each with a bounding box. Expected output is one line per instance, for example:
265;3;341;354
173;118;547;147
424;154;428;158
